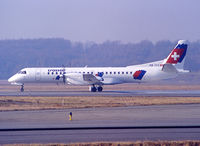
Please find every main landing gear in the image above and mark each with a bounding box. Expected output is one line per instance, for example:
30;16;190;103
20;85;24;92
89;85;103;92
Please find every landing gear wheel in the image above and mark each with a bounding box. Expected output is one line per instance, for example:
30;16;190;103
89;86;97;92
91;86;97;92
20;85;24;92
97;86;103;92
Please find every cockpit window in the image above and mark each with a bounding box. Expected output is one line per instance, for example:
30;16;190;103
22;71;26;74
18;71;27;74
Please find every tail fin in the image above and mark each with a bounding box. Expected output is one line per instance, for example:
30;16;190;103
164;40;188;64
162;40;189;73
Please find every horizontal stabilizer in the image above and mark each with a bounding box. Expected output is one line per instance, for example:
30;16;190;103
162;64;177;73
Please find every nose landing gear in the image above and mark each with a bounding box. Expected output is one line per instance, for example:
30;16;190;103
20;85;24;92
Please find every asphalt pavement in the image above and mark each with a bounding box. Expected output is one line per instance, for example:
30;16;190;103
0;90;200;97
0;104;200;144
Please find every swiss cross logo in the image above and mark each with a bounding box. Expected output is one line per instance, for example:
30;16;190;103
171;52;180;61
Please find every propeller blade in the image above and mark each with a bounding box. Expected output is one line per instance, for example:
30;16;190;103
63;75;66;84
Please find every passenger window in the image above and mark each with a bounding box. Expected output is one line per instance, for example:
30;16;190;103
130;72;132;74
87;72;89;74
52;72;54;75
91;72;93;74
126;72;128;74
106;72;108;74
118;72;120;74
122;72;124;74
114;72;116;74
60;72;62;74
110;72;112;74
56;72;58;74
48;72;50;75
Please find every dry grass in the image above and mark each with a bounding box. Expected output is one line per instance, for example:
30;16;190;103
3;140;200;146
1;96;200;111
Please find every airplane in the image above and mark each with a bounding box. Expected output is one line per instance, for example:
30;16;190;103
8;40;188;92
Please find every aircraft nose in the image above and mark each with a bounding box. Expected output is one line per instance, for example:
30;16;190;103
8;75;17;83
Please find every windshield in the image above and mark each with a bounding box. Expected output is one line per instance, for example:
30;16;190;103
18;70;27;74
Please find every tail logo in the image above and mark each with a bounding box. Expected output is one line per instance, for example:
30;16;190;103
171;52;180;61
166;40;187;64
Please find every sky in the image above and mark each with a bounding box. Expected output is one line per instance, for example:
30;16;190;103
0;0;200;43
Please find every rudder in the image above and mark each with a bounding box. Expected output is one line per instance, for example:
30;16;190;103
165;40;188;64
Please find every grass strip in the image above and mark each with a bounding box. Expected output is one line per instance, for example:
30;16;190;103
1;96;200;111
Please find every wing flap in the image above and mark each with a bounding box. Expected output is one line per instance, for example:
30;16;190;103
83;74;102;84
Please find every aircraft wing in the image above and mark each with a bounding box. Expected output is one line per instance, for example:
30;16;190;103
83;74;103;85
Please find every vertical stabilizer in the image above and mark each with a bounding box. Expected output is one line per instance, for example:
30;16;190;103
164;40;188;64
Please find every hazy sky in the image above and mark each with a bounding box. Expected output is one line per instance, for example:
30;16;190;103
0;0;200;43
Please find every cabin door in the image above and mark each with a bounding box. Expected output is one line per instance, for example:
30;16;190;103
35;69;41;81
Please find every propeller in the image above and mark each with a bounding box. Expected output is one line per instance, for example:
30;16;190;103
54;64;68;85
63;74;66;84
62;64;66;84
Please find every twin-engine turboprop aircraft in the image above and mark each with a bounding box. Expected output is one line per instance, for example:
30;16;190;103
8;40;188;92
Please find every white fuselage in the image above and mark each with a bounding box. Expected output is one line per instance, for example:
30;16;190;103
8;64;176;86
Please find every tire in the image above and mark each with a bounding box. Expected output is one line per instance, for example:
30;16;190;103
97;86;103;92
89;86;97;92
91;87;97;92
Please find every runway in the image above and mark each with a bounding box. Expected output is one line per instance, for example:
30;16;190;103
1;128;200;144
0;90;200;97
0;104;200;144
